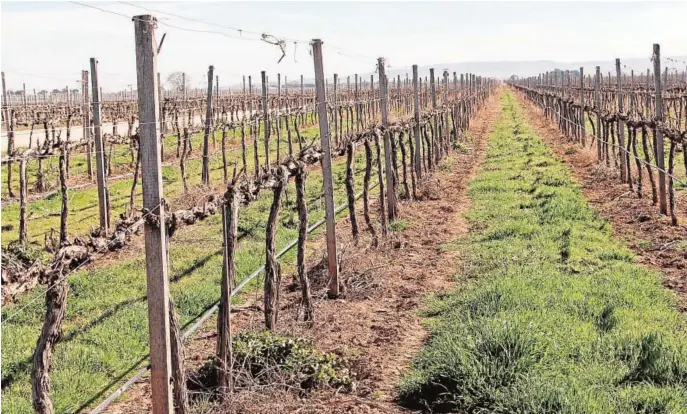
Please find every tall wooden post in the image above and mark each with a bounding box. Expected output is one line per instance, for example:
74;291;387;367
594;66;602;161
2;71;16;198
182;72;187;101
442;70;449;103
333;73;338;144
615;59;627;182
378;57;397;220
354;73;359;131
82;70;93;181
653;44;668;214
261;71;269;166
133;14;174;414
429;68;438;162
201;65;214;186
311;39;339;297
413;65;421;179
579;67;585;142
90;58;110;233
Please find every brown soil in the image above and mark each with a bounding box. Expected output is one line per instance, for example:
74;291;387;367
513;91;687;310
103;93;502;414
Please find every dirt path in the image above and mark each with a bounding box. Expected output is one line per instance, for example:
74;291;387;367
106;92;503;413
512;90;687;310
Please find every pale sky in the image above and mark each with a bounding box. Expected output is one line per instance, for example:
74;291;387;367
2;1;687;92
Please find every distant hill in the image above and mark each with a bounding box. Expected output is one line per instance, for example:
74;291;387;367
232;56;687;89
379;56;687;81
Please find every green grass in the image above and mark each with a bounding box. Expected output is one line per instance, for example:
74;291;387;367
0;122;321;246
398;90;687;413
389;219;409;232
0;125;381;413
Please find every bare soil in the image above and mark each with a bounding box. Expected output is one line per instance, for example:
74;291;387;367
514;91;687;310
103;93;502;413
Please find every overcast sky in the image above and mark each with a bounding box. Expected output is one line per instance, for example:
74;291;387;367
2;1;687;92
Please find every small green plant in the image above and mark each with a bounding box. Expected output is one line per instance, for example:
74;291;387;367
389;219;408;232
595;305;618;333
453;141;469;153
636;239;653;250
232;331;355;391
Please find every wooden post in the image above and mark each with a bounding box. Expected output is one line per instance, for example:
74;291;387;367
653;44;668;214
261;71;269;166
201;65;214;186
311;39;339;297
2;71;16;198
594;66;601;161
182;72;187;101
579;67;585;142
354;74;359;131
378;57;397;220
82;70;93;181
90;58;110;233
333;73;338;144
413;65;421;179
442;70;449;103
615;59;627;182
133;14;174;414
429;68;438;162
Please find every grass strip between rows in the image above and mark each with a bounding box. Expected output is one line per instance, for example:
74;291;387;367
398;91;687;413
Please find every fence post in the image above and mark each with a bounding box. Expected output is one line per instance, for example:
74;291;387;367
594;66;601;161
82;70;93;181
311;39;340;297
90;58;110;233
182;72;187;102
378;57;397;221
333;73;338;145
2;71;16;198
430;68;438;163
261;70;269;166
201;65;214;186
442;70;449;103
579;67;585;143
615;59;627;182
413;65;421;179
653;44;668;214
133;14;174;414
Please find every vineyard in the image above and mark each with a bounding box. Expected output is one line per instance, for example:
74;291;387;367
2;4;687;414
1;10;499;413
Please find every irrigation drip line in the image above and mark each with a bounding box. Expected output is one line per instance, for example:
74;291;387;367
89;181;379;414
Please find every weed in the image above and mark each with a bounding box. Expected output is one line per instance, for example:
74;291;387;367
389;219;408;232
